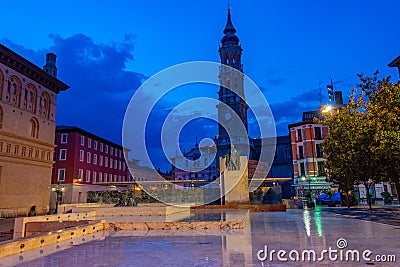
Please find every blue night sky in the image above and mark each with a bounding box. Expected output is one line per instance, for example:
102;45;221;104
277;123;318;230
1;0;399;170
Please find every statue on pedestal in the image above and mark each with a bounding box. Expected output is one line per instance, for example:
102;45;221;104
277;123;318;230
225;145;240;171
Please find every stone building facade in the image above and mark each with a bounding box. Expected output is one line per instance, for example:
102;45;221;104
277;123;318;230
0;44;69;215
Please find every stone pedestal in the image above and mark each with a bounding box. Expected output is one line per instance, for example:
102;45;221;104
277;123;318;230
220;156;249;204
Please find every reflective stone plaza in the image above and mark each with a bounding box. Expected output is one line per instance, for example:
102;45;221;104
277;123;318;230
1;207;398;266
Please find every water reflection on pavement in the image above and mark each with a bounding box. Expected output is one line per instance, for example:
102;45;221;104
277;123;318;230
2;208;399;267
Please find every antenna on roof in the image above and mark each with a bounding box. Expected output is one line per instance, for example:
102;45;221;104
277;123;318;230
318;82;322;105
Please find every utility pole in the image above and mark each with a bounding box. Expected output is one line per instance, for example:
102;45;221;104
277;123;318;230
327;79;334;102
318;82;322;105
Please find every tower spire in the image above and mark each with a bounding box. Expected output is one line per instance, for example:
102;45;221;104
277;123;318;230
221;7;239;45
223;7;236;35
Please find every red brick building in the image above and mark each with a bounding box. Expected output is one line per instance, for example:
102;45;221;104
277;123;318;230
52;126;131;205
288;111;331;197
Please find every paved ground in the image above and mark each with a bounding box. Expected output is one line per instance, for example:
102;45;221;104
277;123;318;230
0;218;14;242
1;204;399;243
3;209;399;266
322;205;400;227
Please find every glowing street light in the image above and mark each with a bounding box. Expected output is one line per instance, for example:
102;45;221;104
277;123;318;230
321;105;332;113
52;183;65;214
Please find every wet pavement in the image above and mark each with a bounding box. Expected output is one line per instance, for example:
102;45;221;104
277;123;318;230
1;208;399;266
0;218;14;243
323;206;400;227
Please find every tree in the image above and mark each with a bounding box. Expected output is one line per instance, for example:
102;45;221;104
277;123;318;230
317;72;399;210
317;97;359;208
363;74;400;200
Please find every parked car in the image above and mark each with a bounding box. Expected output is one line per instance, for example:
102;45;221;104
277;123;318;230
316;192;341;205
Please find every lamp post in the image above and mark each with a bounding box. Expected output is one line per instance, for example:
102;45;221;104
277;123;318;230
321;104;332;114
52;183;65;214
301;176;311;193
321;104;339;117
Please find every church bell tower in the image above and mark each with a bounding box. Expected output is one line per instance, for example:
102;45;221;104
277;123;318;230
216;8;249;164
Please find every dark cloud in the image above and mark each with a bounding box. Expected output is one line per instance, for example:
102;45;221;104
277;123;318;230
264;69;295;87
266;78;286;86
1;38;47;64
0;37;326;169
334;80;355;89
2;35;147;145
268;89;321;136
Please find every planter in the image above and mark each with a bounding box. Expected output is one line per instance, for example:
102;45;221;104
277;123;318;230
28;205;36;217
306;202;315;209
384;199;393;205
28;211;36;217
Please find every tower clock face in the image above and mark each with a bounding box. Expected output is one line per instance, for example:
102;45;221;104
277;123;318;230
224;112;232;121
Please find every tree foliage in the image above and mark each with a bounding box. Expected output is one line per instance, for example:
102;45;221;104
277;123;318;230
317;72;400;209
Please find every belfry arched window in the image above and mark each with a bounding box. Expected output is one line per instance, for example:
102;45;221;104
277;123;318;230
226;52;230;64
6;76;21;107
226;78;230;90
29;117;39;138
23;84;37;113
0;105;3;128
0;70;4;100
39;92;51;119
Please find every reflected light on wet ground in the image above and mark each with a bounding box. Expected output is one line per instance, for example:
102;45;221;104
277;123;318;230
2;209;399;266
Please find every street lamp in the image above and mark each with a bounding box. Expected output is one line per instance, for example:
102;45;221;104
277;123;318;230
301;175;312;195
321;105;332;113
52;183;65;214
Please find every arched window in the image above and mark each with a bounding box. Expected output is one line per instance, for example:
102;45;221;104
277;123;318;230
0;70;3;100
225;52;230;64
226;78;230;89
232;52;236;63
0;105;3;128
24;84;37;113
39;92;51;118
6;76;21;106
29;117;39;138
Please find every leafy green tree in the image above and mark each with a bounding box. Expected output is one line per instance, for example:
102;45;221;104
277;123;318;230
317;97;359;208
364;74;400;199
317;72;399;210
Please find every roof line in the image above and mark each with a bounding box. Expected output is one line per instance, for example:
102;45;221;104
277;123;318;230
388;55;400;67
0;43;70;93
56;125;125;149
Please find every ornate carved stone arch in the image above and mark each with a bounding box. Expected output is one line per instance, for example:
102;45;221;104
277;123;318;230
0;69;3;100
6;75;22;107
24;83;37;113
39;91;51;119
0;105;3;128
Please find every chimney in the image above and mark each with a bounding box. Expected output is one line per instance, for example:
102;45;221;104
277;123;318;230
335;91;343;105
43;53;58;77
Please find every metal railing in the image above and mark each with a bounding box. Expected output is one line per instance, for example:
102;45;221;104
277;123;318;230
0;208;18;218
